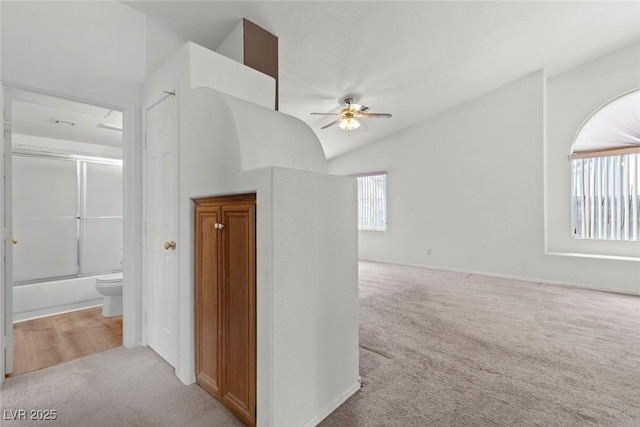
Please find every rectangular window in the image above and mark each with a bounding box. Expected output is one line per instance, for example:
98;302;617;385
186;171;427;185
571;153;640;240
356;172;387;231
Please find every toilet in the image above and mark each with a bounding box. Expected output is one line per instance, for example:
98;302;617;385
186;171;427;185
95;272;123;317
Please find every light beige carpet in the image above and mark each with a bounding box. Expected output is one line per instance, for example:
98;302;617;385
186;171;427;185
321;261;640;426
2;261;639;426
0;346;243;427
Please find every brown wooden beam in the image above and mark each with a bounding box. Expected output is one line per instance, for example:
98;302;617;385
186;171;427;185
243;18;279;110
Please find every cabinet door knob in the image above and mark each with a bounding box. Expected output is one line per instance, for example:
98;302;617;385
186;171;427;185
164;241;176;250
218;224;224;230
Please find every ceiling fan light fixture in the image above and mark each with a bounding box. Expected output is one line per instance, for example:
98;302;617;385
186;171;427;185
311;97;391;132
339;117;360;132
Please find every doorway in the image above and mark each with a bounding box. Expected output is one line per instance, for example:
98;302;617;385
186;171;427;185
2;87;126;377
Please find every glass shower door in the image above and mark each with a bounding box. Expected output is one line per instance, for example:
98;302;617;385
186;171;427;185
80;161;123;274
12;155;79;282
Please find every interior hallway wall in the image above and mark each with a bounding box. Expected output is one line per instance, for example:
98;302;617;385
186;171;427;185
1;1;144;105
329;69;640;294
1;0;147;347
176;86;359;427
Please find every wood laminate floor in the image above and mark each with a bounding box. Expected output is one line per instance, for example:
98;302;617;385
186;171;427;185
7;307;122;377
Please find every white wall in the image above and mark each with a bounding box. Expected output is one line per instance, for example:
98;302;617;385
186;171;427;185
546;41;640;259
145;15;187;79
1;0;144;106
1;0;146;348
223;94;327;174
270;168;359;427
329;70;640;295
216;19;244;64
175;86;359;427
189;42;275;110
144;42;275;111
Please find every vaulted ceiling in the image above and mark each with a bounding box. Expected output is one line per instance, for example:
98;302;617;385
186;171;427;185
130;2;639;158
125;1;640;159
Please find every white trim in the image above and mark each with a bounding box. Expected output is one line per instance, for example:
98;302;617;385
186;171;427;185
1;86;8;383
175;369;196;386
122;104;143;348
545;250;640;263
2;86;14;378
0;83;143;361
15;303;102;323
542;68;550;256
359;257;640;297
300;381;361;427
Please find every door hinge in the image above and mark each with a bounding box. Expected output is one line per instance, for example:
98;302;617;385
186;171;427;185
3;120;11;133
144;134;148;149
144;221;148;236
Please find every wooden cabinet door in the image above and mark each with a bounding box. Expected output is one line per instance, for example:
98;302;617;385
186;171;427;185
195;205;222;398
220;202;256;426
195;194;256;427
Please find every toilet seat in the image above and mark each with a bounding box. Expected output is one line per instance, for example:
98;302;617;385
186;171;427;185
96;272;123;284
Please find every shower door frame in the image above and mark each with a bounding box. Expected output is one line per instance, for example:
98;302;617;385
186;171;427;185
2;86;14;379
11;152;124;286
0;84;143;383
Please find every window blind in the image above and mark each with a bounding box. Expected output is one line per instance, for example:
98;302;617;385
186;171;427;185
356;172;387;231
571;153;639;240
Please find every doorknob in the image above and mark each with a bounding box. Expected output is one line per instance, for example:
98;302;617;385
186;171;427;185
12;237;18;245
164;241;176;250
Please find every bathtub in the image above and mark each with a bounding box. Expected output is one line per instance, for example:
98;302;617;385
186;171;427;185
13;276;108;322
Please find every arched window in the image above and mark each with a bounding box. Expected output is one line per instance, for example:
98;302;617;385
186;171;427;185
571;90;640;240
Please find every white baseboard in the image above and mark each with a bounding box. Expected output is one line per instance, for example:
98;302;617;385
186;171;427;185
359;257;640;297
14;301;103;323
301;380;361;427
176;368;196;386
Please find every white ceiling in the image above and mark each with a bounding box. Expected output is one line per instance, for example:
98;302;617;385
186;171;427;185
128;1;640;159
11;89;123;149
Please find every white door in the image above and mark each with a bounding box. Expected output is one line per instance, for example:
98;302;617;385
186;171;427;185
144;93;178;367
1;87;14;379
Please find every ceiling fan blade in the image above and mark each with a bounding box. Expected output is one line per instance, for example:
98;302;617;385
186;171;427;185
311;112;340;116
359;113;392;119
321;118;342;129
356;118;368;132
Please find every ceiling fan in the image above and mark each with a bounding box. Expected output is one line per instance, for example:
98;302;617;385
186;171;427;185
311;98;392;132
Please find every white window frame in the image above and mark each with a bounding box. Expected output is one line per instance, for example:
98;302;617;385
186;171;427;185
570;89;640;242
